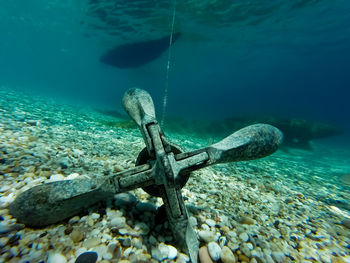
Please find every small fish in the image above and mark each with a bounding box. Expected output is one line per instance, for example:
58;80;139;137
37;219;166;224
100;33;181;68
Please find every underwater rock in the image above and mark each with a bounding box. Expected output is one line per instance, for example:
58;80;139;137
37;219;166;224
220;246;236;263
199;246;214;263
109;216;126;228
100;33;181;68
198;230;218;243
75;251;98;263
238;216;255;225
208;242;221;261
47;253;67;263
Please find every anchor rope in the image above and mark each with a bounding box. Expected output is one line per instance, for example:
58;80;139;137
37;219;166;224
161;0;177;128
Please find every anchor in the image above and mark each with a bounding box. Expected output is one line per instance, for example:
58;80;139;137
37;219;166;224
9;88;283;262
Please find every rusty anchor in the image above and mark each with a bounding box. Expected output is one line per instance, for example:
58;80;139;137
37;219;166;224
9;88;283;262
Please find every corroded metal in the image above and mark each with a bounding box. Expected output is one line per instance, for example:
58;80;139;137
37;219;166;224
10;88;283;263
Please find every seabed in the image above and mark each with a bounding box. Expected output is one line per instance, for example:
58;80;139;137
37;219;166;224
0;86;349;263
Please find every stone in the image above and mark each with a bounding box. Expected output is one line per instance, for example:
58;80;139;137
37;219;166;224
220;246;235;263
75;251;98;263
47;253;67;263
68;216;80;224
208;242;221;261
91;213;100;220
151;246;166;261
168;245;178;260
49;174;65;181
198;230;217;242
109;216;126;228
121;238;131;247
94;244;108;261
199;246;214;263
206;219;217;227
238;216;255;225
177;253;190;263
239;232;249;242
70;229;84;243
83;237;101;249
238;254;250;262
271;251;286;263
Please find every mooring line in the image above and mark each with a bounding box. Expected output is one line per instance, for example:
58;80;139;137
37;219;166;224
161;0;177;128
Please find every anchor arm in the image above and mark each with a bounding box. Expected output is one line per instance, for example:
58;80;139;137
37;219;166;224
9;164;155;227
176;123;283;170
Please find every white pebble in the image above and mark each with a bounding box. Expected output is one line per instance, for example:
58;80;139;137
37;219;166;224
201;224;210;231
239;232;249;242
205;219;216;227
109;216;126;228
159;243;170;259
47;253;67;263
167;245;178;260
66;173;80;180
152;247;166;261
208;242;221;261
177;253;190;262
49;174;65;181
198;230;218;242
91;213;100;220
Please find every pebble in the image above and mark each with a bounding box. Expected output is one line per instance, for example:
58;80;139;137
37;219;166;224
152;246;166;261
199;246;214;263
220;246;235;263
109;216;126;228
167;245;178;260
75;251;98;263
68;216;80;224
47;253;67;263
70;229;84;243
0;222;24;234
271;251;286;263
208;242;221;261
94;244;108;261
177;253;190;263
83;237;101;249
198;230;218;242
238;216;255;225
49;174;65;181
91;213;100;220
239;232;249;242
206;219;217;227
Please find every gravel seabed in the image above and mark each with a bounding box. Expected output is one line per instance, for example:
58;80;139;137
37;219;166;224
0;87;349;263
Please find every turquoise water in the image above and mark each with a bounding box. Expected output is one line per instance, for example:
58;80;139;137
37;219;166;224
1;1;350;262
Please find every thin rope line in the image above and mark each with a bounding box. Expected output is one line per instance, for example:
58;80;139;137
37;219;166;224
161;0;177;128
